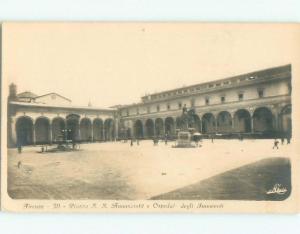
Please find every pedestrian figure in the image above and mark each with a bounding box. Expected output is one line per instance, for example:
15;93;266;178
211;135;214;143
130;138;133;146
137;139;139;145
17;161;22;169
153;137;158;146
281;137;284;145
195;138;199;147
273;139;279;149
17;144;22;154
287;135;291;144
165;134;168;145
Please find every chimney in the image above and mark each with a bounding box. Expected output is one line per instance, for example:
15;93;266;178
8;83;17;101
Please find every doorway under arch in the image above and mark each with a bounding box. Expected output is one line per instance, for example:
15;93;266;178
35;117;50;144
16;116;34;145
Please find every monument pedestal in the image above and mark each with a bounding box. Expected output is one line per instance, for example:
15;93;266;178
173;131;195;148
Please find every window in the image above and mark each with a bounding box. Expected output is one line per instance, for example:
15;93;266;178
258;89;264;98
157;105;160;112
178;102;182;109
126;109;129;116
137;108;139;114
205;97;210;105
147;106;150;113
221;96;225;103
238;93;244;101
167;103;170;110
248;76;256;81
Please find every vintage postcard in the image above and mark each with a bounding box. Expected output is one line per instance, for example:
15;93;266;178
1;22;300;213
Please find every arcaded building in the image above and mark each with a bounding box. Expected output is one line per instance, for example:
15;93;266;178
118;64;292;139
7;86;117;147
7;64;292;147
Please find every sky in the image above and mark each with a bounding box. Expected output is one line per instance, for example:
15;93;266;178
2;23;300;108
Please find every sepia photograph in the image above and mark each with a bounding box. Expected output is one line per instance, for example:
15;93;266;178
1;22;299;212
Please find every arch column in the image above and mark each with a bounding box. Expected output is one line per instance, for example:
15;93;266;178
174;117;177;133
91;124;94;142
212;112;218;133
272;107;280;131
114;118;119;141
142;120;147;138
78;127;81;141
199;118;202;133
250;117;254;133
32;123;36;145
49;122;53;144
229;110;235;130
10;117;17;146
249;108;254;133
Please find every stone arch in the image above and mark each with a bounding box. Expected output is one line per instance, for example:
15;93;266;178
134;119;144;139
155;118;164;137
104;118;114;141
165;117;175;136
93;118;104;141
188;114;201;132
66;114;80;141
35;117;50;144
253;107;274;132
52;117;65;143
16;116;34;145
217;111;232;133
145;119;154;138
202;113;215;134
233;109;251;133
80;118;92;142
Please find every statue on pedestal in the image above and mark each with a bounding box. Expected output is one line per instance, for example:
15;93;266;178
178;104;196;131
173;105;196;148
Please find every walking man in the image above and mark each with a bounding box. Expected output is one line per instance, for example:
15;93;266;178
273;139;279;149
281;137;285;145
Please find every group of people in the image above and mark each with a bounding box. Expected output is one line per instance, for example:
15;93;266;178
273;135;291;149
129;134;170;147
130;138;139;146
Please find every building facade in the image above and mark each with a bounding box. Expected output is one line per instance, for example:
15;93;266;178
118;64;292;139
7;85;117;147
7;64;292;147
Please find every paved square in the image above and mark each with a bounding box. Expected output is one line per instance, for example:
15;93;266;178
7;139;292;200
